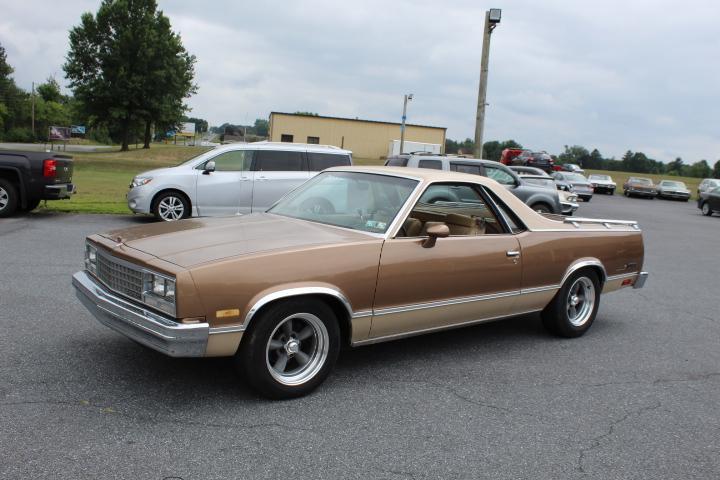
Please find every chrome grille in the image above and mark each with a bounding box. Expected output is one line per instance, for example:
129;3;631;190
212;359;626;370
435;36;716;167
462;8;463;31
96;251;144;300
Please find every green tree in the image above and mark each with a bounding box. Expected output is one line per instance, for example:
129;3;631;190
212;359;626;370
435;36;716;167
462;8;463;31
64;0;196;151
668;157;683;175
293;111;318;116
36;77;64;103
253;118;269;137
558;145;590;166
713;160;720;179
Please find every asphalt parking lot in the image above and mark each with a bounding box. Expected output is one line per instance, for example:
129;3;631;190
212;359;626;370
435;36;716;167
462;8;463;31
1;195;718;480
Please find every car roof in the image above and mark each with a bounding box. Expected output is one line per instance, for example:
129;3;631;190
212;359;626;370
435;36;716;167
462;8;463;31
325;165;502;187
212;141;352;155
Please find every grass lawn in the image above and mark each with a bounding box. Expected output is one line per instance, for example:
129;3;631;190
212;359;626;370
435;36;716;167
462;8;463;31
584;169;701;200
42;144;211;214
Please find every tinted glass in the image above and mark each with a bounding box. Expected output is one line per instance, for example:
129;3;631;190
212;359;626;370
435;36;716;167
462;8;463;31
566;173;588;182
629;177;651;184
308;152;351;171
450;163;481;175
521;177;555;189
386;157;409;167
204;150;252;171
254;150;304;171
418;159;443;170
483;165;516;185
269;172;417;234
482;187;525;234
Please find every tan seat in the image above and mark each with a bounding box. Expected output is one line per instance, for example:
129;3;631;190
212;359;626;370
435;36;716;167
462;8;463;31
401;217;422;237
445;213;486;235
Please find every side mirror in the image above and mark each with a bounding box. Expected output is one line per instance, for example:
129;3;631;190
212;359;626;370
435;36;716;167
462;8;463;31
203;160;216;174
422;224;450;248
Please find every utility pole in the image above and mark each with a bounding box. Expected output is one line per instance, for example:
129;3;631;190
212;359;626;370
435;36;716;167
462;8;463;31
399;93;413;155
474;9;502;159
31;81;35;137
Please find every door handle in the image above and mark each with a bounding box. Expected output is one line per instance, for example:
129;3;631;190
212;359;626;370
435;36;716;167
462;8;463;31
506;250;520;257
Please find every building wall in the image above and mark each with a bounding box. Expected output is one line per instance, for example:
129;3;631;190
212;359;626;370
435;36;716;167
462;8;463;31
269;113;446;160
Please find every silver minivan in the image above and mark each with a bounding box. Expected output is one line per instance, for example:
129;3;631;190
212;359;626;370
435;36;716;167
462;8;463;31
127;142;352;220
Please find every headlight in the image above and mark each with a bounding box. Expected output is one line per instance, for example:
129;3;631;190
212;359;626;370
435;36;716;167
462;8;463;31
85;242;98;275
131;176;153;188
142;271;176;316
567;194;578;202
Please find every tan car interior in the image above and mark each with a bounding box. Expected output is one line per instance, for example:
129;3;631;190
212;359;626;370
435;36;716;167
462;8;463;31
399;208;503;237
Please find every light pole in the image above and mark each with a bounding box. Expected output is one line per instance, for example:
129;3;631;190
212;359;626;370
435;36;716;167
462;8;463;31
399;93;413;154
474;8;501;159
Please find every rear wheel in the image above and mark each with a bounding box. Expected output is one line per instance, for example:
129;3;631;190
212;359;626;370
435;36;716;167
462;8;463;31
152;191;190;221
0;179;19;218
235;298;340;399
542;269;600;338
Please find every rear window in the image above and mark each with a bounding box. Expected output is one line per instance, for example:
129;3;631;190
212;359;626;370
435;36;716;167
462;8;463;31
450;163;481;175
254;150;304;171
418;159;443;170
308;152;351;171
386;157;409;167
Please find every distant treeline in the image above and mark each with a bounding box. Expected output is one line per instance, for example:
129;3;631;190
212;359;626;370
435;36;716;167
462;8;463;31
445;138;720;179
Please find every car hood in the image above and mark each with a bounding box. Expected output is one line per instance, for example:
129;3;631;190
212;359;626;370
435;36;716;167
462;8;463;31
100;213;376;268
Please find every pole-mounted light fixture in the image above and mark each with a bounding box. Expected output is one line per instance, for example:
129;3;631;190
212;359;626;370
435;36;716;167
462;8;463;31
488;8;502;24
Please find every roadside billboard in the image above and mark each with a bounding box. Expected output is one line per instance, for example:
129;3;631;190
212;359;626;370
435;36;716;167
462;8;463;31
49;126;71;141
177;122;196;137
71;125;86;135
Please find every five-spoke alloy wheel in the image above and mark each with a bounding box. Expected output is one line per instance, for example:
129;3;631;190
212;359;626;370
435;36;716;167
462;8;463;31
236;298;340;399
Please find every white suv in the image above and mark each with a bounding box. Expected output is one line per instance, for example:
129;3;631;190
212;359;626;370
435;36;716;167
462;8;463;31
128;142;352;221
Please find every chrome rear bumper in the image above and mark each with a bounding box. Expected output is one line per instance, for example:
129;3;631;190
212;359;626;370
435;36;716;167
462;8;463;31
633;271;649;289
72;271;209;357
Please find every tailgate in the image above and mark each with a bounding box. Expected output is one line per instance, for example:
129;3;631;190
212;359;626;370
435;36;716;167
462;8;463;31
50;155;73;184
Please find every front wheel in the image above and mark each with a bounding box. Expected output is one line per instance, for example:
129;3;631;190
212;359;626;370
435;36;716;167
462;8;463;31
542;269;600;338
701;202;713;216
152;191;190;221
532;202;552;214
235;298;340;399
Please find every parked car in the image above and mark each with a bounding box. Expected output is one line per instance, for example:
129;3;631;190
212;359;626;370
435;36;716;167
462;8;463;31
510;165;575;192
623;177;657;199
0;150;74;217
561;164;585;174
500;148;528;166
552;172;594;201
587;174;616;195
697;178;720;196
127;142;352;221
657;180;691;201
73;166;648;399
385;154;562;214
698;186;720;216
518;174;578;215
510;151;555;173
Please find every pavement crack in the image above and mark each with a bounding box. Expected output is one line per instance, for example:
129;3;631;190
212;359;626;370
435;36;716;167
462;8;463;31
576;401;662;474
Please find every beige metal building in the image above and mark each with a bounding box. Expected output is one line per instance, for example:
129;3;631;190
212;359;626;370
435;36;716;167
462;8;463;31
268;112;446;159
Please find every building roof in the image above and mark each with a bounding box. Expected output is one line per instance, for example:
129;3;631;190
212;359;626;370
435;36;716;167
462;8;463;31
270;112;446;131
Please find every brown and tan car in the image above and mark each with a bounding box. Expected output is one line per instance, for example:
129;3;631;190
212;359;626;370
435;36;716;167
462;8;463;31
73;167;648;398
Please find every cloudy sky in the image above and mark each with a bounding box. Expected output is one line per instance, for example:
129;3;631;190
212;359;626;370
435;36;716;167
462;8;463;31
1;0;718;162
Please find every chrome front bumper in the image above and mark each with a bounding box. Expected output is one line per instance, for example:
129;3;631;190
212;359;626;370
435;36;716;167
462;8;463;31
72;271;209;357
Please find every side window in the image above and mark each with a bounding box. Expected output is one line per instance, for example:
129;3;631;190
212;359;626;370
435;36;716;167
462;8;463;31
307;152;351;171
203;150;252;171
398;182;505;237
254;150;304;172
482;187;526;234
280;134;293;143
386;157;409;167
483;165;516;186
418;159;443;170
450;163;481;175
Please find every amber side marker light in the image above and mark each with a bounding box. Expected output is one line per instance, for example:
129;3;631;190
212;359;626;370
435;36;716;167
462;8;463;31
216;309;240;319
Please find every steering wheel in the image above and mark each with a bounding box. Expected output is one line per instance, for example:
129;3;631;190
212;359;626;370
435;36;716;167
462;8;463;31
299;197;336;214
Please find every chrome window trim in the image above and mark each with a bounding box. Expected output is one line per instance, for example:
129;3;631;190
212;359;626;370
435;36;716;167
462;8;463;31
352;309;543;347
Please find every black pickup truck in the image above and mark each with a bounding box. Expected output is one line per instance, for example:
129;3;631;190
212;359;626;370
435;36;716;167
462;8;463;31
0;150;75;217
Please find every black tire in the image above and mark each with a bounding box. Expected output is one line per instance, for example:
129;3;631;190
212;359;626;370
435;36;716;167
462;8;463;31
531;202;552;214
624;190;630;197
541;269;601;338
609;189;615;195
235;298;340;399
584;196;591;203
701;202;713;216
152;191;190;221
0;179;19;218
20;198;42;212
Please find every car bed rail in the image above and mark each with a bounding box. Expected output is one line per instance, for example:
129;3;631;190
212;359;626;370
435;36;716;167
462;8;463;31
564;217;640;230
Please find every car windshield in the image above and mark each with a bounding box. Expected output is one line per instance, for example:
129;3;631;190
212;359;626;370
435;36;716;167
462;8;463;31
565;173;587;182
590;175;610;181
175;148;218;167
661;181;686;188
521;177;555;189
269;171;418;234
630;178;652;184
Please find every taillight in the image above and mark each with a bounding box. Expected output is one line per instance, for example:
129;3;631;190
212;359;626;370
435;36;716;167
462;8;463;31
43;159;57;178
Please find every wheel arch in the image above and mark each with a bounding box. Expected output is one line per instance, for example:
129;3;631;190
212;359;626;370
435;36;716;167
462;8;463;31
151;188;192;212
240;287;356;347
560;259;607;288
